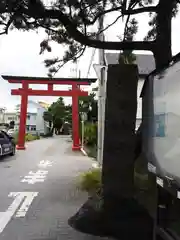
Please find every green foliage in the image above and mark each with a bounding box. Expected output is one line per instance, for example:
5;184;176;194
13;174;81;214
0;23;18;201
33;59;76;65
84;123;97;146
145;1;178;41
118;18;137;64
49;97;66;125
77;168;102;194
43;111;53;130
0;0;44;36
53;116;63;129
0;0;178;74
64;105;72;125
49;97;65;119
25;133;40;142
36;135;40;140
45;97;67;131
77;165;148;196
39;0;178;74
85;145;97;159
119;50;136;65
43;111;53;122
79;92;97;122
79;93;96;112
14;133;40;144
78;168;103;210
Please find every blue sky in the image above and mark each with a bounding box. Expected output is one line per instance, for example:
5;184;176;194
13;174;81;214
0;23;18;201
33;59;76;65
0;10;180;111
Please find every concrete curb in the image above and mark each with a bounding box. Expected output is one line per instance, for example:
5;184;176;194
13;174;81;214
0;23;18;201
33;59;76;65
80;147;88;156
80;147;100;169
92;161;100;169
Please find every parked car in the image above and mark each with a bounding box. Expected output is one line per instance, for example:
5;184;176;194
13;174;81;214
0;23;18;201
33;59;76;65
0;130;16;157
7;128;16;136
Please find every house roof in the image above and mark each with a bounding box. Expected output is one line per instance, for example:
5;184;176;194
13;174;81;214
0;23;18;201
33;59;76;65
105;53;155;76
38;101;50;109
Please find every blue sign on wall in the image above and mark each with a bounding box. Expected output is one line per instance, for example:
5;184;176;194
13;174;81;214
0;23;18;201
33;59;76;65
154;114;166;137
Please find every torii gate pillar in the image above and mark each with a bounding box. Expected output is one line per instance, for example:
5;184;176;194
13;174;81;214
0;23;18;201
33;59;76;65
72;84;80;150
1;75;96;151
17;81;28;150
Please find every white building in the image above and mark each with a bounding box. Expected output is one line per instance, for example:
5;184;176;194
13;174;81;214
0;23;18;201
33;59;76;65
104;53;156;129
1;101;50;135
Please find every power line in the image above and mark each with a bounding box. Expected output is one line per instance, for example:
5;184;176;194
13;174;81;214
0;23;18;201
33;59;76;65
86;48;96;78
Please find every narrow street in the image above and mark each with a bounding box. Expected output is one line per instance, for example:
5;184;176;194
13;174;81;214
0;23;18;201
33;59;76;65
0;136;102;240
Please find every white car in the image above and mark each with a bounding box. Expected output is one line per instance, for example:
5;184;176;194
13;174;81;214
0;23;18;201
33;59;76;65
7;129;15;136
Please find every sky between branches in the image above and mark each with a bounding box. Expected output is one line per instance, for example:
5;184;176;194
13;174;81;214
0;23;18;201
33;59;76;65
0;3;180;111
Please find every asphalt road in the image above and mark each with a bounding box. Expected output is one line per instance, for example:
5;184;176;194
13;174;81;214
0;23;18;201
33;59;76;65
0;135;104;240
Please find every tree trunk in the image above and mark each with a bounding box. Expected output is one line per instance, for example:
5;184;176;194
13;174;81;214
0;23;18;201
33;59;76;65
101;65;153;239
102;64;138;207
153;0;173;68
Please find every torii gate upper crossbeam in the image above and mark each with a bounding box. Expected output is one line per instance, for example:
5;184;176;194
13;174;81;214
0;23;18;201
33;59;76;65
1;75;97;151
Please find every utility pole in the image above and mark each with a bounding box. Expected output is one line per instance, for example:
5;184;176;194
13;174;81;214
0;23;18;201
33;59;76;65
97;14;106;166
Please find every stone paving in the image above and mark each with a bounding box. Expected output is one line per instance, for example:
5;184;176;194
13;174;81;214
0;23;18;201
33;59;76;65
0;136;109;240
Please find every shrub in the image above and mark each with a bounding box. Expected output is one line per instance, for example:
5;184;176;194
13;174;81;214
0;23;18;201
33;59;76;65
77;168;101;194
25;133;40;141
83;123;97;146
77;165;148;195
13;132;40;143
25;133;36;141
85;145;97;159
36;135;40;140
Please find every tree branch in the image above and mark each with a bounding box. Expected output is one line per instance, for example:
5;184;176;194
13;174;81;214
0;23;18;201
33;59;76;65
4;14;16;34
23;8;155;52
47;44;86;77
124;6;157;15
123;15;131;41
0;30;6;35
90;6;157;24
122;1;138;41
97;14;122;36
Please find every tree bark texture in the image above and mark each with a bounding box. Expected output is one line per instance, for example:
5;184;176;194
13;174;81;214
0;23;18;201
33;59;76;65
154;0;173;68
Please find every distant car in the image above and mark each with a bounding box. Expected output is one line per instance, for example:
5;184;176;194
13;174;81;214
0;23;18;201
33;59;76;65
0;131;16;157
7;129;15;136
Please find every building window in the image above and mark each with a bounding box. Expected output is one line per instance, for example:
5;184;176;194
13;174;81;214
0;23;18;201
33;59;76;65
27;115;30;120
30;125;36;131
26;125;30;131
8;117;13;121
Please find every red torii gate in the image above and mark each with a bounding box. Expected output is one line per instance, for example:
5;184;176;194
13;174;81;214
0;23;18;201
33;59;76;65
2;75;96;151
